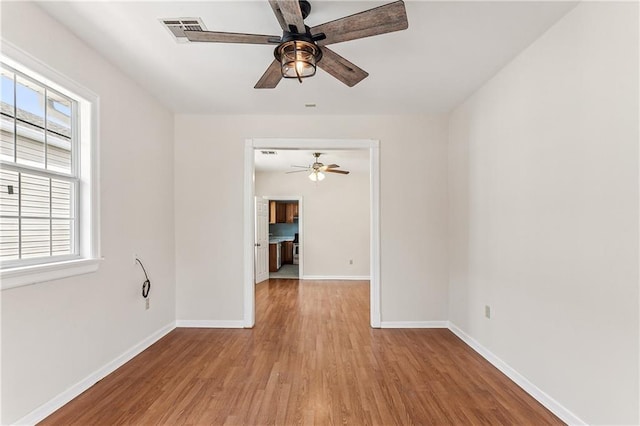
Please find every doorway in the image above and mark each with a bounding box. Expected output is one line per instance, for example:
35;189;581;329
260;196;302;281
243;138;381;328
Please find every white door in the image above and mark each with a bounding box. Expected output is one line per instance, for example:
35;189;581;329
255;197;269;283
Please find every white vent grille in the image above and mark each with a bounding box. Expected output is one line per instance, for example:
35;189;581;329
161;18;207;43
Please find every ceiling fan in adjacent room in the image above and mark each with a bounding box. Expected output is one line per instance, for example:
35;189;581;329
180;0;408;88
287;152;350;181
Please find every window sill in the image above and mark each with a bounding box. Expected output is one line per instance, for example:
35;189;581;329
1;258;101;290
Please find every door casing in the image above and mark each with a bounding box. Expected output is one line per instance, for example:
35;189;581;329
243;138;381;328
254;197;269;284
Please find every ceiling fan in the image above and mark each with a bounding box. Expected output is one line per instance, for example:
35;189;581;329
287;152;350;181
182;0;408;88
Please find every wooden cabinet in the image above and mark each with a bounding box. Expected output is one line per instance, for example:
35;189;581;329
282;241;294;264
270;201;298;224
285;203;297;223
269;201;287;224
269;243;281;272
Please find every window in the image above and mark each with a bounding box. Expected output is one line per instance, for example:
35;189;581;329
0;46;99;289
1;64;78;264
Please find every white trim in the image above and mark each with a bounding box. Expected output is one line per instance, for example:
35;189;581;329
243;140;255;327
15;322;175;426
381;321;449;328
252;138;375;150
302;275;370;281
369;141;381;328
176;320;246;328
0;40;101;289
244;138;381;328
448;323;587;426
1;258;101;290
1;40;98;102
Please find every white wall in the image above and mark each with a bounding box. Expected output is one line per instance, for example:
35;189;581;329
1;3;176;424
448;2;639;424
175;114;449;323
256;169;370;277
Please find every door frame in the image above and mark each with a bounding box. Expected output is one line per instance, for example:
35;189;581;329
254;197;270;284
243;138;381;328
263;196;303;280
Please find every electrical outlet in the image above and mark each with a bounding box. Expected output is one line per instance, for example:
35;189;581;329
485;305;491;319
349;259;353;265
145;298;150;310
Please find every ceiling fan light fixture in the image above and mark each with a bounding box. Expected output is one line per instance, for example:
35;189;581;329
276;39;321;81
309;170;325;181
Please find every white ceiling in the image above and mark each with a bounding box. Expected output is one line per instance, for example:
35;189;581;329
254;149;369;173
36;1;577;115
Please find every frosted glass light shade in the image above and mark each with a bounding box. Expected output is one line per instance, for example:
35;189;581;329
309;171;325;181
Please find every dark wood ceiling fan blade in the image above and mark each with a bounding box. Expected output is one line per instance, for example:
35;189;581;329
184;30;280;45
312;1;408;46
319;164;339;171
275;0;305;33
325;169;350;175
255;60;283;89
317;47;369;87
268;0;289;31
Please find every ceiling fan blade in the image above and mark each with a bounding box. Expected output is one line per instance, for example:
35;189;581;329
255;59;283;89
325;169;350;175
319;164;339;171
312;1;408;46
268;0;289;31
286;169;310;174
317;47;369;87
291;165;310;168
275;0;305;34
184;30;281;45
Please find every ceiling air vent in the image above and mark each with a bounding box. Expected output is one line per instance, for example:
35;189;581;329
161;18;207;43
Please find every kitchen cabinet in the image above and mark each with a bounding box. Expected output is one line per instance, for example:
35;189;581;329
285;203;298;223
282;241;294;264
270;201;298;224
269;201;287;224
269;242;281;272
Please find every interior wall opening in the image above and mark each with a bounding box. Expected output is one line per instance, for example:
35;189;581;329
244;139;381;328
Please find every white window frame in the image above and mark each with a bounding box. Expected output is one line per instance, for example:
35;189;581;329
0;41;100;289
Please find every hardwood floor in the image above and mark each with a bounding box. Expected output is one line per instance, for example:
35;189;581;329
41;279;563;425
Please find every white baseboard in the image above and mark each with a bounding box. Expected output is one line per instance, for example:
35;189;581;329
302;275;370;281
15;321;176;426
381;321;449;328
448;323;586;426
176;320;245;328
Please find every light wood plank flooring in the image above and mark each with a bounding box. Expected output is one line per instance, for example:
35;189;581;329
41;279;563;425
